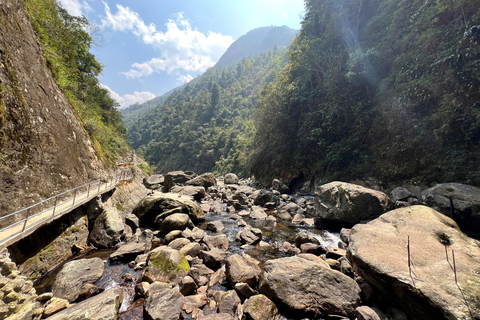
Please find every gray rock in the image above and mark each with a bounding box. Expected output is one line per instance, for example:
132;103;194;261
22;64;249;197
207;221;225;233
143;174;165;190
347;205;480;320
340;228;351;244
180;242;202;257
144;287;183;320
186;172;217;189
199;249;226;270
89;207;125;249
204;234;229;250
125;213;140;232
253;190;279;207
250;206;267;220
109;242;147;263
170;185;206;201
164;230;183;244
224;173;239;185
52;258;104;302
217;290;241;316
294;232;320;247
236;226;262;244
168;238;191;250
179;275;197;296
272;179;290;194
314;181;392;226
160;213;194;234
46;287;123;320
390;187;413;202
260;256;361;318
191;227;206;242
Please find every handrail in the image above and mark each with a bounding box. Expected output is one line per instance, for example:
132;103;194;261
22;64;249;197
0;170;135;248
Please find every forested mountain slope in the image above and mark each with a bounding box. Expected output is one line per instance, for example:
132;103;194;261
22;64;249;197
128;48;288;175
251;0;480;186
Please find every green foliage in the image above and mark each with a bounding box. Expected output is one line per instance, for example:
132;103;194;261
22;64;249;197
251;0;480;185
128;48;288;176
137;163;152;176
24;0;129;160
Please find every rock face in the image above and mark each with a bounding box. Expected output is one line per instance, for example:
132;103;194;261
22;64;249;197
314;181;391;225
347;205;480;320
133;192;204;228
260;256;361;318
143;247;190;284
52;258;105;302
46;287;124;320
144;287;183;320
224;173;239;185
421;183;480;234
89;207;125;248
186;172;217;189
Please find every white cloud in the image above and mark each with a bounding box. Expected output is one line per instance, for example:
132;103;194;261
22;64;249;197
100;4;234;79
177;74;194;84
100;83;155;109
57;0;91;17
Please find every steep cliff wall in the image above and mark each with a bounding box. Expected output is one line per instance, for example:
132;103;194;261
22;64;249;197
0;0;109;215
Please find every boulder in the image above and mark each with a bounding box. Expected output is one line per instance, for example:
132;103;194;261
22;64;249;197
199;249;226;270
294;232;320;247
314;181;391;226
168;238;191;250
164;230;183;244
170;185;206;201
125;213;140;233
179;276;198;296
421;183;480;233
390;187;413;202
217;290;241;316
224;173;239;185
203;234;229;250
182;294;208;313
225;253;261;288
236;226;262;245
43;298;69;318
250;206;267;220
180;242;202;257
207;221;225;233
234;282;255;298
260;256;361;318
46;287;123;320
143;175;165;190
144;286;183;320
88;207;125;249
253;190;279;207
191;227;206;242
272;179;290;194
356;306;385;320
133;192;204;228
77;283;104;302
347;205;480;320
160;213;194;234
109;242;147;263
243;294;279;320
143;247;190;284
186;172;217;189
52;258;104;302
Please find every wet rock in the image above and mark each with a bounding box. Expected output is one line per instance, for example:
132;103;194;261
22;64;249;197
168;238;191;250
204;234;229;250
275;210;292;221
260;256;361;318
226;253;261;288
390;187;413;202
170;185;206;201
243;294;279;320
237;219;247;227
180;276;198;296
340;228;351;244
250;206;267;220
43;297;69;318
236;226;262;245
52;258;104;302
348;205;480;320
421;183;480;233
224;173;239;185
253;190;279;207
294;232;320;247
300;243;324;255
180;242;202;257
199;249;226;270
218;290;241;316
272;179;290;194
109;242;147;263
207;221;225;233
314;181;391;226
77;283;104;302
143;247;190;284
160;213;194;234
186;172;217;189
46;287;123;320
291;213;305;224
182;294;208;313
283;202;300;213
89;207;125;249
144;286;183;320
135;282;150;297
229;214;241;220
133;192;204;228
144;174;165;190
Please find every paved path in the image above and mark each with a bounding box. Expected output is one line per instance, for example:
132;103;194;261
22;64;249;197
0;179;118;250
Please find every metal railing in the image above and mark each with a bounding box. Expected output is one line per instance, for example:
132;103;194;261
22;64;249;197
0;170;134;248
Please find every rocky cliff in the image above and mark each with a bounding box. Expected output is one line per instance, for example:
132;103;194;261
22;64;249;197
0;0;109;216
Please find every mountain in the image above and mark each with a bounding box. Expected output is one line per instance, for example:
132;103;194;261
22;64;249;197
215;26;296;67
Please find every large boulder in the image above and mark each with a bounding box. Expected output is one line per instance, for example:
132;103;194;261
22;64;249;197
224;173;239;185
133;192;204;228
143;247;190;284
160;213;194;234
260;256;361;318
88;207;125;249
421;183;480;234
186;172;217;189
170;185;206;201
46;287;123;320
225;253;261;287
314;181;391;226
143;174;165;190
347;205;480;320
144;286;183;320
52;258;104;302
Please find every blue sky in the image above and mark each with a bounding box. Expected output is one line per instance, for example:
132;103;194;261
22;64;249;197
57;0;305;108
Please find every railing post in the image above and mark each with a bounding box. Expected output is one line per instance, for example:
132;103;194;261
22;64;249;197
87;183;91;198
52;197;58;217
22;208;30;232
72;189;77;206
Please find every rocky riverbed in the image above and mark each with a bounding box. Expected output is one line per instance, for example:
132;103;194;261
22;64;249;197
2;171;480;320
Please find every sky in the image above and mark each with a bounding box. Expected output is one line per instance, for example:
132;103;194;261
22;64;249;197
57;0;305;108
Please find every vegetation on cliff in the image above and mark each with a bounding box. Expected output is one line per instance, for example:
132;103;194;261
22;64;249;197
25;0;129;160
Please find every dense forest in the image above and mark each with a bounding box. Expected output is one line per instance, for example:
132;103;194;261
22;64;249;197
251;0;480;185
25;0;129;160
128;48;288;175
